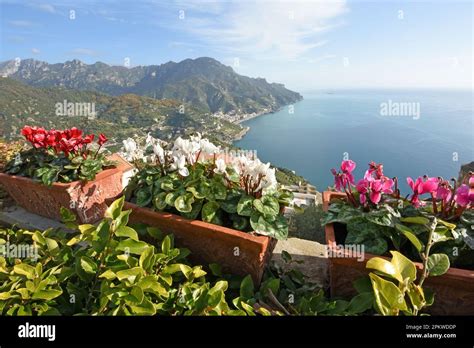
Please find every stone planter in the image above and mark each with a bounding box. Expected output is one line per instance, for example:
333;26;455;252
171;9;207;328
323;191;474;315
124;201;277;284
0;154;133;224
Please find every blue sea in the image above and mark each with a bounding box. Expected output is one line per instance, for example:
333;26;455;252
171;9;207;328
234;89;473;194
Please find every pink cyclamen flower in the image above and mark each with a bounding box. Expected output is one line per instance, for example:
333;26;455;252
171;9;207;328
331;168;344;191
407;176;439;207
455;184;473;207
331;160;356;191
469;175;474;202
365;161;384;180
356;176;394;205
436;180;452;204
341;160;356;173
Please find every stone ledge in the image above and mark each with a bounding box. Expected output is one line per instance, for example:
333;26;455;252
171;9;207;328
0;205;69;231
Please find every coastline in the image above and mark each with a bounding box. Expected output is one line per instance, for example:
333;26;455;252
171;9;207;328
232;126;250;141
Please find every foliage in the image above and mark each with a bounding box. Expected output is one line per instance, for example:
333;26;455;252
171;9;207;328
357;247;447;316
0;197;367;316
3;126;113;185
125;134;293;240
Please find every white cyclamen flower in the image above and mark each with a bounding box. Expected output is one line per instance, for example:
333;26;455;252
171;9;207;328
170;155;189;177
214;158;227;175
153;142;165;163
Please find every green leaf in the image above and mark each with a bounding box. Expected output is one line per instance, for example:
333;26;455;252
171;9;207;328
117;239;150;255
345;218;388;255
99;270;117;280
31;289;63;301
128;298;156;315
366;257;401;282
135;187;152;207
114;210;131;229
105;196;125;219
390;251;417;282
163;263;192;278
181;200;203;220
115;226;139;241
347;292;374;314
186;186;207;200
250;212;288;240
261;278;280;297
80;256;98;274
165;192;180;206
240;275;254;299
396;224;423;252
353;276;373;294
174;193;194;213
406;284;426;311
13;264;36;279
437;219;457;230
237;195;254;216
427;254;450;276
202;201;220;223
369;273;407;315
161;235;171;254
78;224;96;235
400;216;430;225
116;267;143;283
209;280;228;294
253;196;280;217
153;192;168;210
139;246;154;271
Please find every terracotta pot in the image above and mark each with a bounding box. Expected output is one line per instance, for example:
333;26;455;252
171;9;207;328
124;201;277;284
0;154;133;224
323;191;474;315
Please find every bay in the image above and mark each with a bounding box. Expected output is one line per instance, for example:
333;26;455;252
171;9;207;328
234;89;473;193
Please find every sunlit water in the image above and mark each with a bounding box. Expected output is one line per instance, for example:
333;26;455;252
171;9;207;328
235;89;473;194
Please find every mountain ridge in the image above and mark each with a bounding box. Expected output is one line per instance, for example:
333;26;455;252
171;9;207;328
0;57;303;114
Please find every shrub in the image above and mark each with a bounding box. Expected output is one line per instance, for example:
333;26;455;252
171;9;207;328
3;126;113;185
123;134;293;240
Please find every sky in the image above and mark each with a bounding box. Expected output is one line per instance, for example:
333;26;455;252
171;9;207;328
0;0;472;91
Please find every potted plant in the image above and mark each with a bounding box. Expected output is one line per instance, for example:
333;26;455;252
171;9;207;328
120;133;293;284
322;160;474;315
0;126;130;223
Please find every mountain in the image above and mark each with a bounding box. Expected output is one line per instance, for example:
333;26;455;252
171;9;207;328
0;77;244;145
0;57;302;113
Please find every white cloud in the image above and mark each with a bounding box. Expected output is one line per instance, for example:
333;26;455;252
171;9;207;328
31;48;41;54
171;0;348;59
